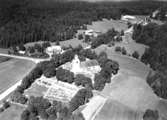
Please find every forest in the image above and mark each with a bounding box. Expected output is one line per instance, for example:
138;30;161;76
133;22;167;99
0;0;166;48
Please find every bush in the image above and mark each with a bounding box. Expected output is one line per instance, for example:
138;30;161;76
3;101;10;109
78;34;83;40
43;68;56;78
143;109;159;120
11;91;28;104
74;74;93;88
132;51;139;59
69;88;93;112
56;68;74;83
115;46;122;52
121;47;127;55
94;74;106;91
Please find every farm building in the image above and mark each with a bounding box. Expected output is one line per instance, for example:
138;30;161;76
46;45;64;56
18;50;25;55
84;29;101;37
121;15;136;21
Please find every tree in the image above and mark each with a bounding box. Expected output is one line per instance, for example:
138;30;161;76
69;89;93;112
132;51;139;59
74;74;93;88
97;51;108;67
94;73;106;91
27;46;35;54
56;68;74;83
143;109;159;120
115;46;122;52
78;34;83;40
42;42;51;49
120;30;124;36
21;109;30;120
11;91;27;104
3;101;10;109
43;68;56;78
121;47;127;55
19;44;26;51
34;43;43;53
84;35;91;43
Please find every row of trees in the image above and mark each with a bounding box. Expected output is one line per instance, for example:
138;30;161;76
91;29;120;49
132;22;167;99
21;96;85;120
94;52;119;91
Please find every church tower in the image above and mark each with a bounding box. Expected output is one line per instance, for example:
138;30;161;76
71;55;82;74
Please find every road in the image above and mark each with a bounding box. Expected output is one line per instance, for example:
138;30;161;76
0;53;49;102
0;53;50;63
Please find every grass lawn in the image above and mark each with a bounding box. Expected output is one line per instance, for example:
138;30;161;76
95;99;143;120
0;56;11;63
24;82;48;97
87;18;128;33
60;38;89;48
94;45;150;78
0;58;35;94
0;104;25;120
0;48;9;54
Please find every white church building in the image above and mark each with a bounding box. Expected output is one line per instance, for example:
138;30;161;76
62;55;101;83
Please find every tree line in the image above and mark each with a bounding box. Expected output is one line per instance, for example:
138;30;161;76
0;0;166;48
133;22;167;99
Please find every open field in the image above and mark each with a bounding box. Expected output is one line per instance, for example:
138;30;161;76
0;104;25;120
0;57;35;94
60;38;88;48
0;56;11;63
94;99;143;120
24;82;48;97
94;46;150;78
0;48;9;54
87;18;128;33
102;71;159;111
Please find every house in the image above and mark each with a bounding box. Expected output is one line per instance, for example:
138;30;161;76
18;50;25;55
152;9;160;18
121;15;136;21
84;29;101;37
46;45;64;56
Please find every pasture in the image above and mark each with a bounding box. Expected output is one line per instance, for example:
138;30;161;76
94;99;143;120
0;57;35;94
24;82;48;97
87;18;128;33
0;104;25;120
94;45;150;78
0;56;11;63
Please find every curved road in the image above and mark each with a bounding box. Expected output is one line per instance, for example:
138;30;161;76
0;53;50;63
0;53;50;101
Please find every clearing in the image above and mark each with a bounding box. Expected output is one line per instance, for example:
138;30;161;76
0;57;35;94
87;18;128;33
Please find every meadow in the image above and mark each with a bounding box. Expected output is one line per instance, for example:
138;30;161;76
0;57;35;94
0;104;25;120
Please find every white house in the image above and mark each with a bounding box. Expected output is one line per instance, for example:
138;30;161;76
18;50;25;55
152;9;160;18
84;29;101;37
121;15;136;21
46;45;64;56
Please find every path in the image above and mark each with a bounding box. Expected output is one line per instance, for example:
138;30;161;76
0;53;50;63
